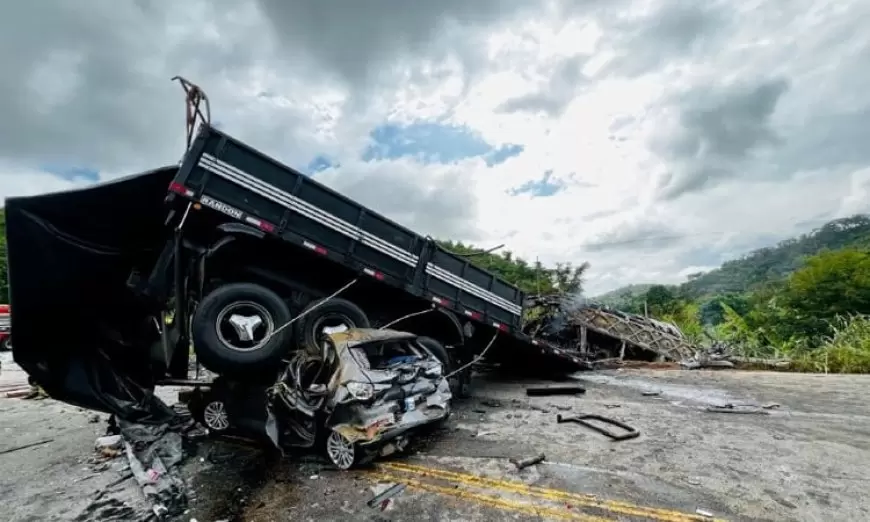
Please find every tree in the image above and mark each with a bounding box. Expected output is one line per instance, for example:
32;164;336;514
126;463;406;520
774;249;870;340
699;293;751;325
436;240;590;295
644;285;678;316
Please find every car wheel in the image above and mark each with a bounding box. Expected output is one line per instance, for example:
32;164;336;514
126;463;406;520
0;336;10;352
192;283;292;377
201;399;231;432
325;429;358;470
295;298;370;354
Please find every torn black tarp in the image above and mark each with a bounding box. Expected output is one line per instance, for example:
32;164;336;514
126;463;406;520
4;166;179;423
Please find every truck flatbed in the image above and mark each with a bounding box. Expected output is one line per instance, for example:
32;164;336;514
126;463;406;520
172;125;527;333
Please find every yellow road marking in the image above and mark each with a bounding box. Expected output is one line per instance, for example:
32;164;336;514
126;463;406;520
369;471;613;521
380;461;726;522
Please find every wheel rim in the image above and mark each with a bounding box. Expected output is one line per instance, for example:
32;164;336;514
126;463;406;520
326;430;355;470
311;313;355;338
215;301;275;352
203;400;230;431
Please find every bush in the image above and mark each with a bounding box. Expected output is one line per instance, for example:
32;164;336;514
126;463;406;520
790;315;870;373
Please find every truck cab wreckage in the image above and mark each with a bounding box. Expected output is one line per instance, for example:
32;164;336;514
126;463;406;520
3;79;696;466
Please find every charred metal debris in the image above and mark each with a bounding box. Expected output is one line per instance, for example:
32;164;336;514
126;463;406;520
522;294;696;366
522;294;797;370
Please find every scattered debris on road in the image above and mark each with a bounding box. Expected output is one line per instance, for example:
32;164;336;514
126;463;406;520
0;438;53;456
706;404;770;415
509;453;546;470
367;482;407;510
696;507;715;518
556;413;641;441
526;385;586;396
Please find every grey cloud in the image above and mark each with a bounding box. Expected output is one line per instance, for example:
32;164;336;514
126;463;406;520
0;1;385;179
496;55;589;117
0;2;176;170
651;76;791;200
608;115;635;133
0;1;314;174
579;218;684;253
494;2;733;117
777;107;870;175
582;208;622;221
601;2;734;77
252;0;538;97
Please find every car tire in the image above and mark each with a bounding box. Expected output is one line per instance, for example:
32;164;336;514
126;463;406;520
0;336;10;352
295;298;370;354
192;282;292;377
325;429;359;470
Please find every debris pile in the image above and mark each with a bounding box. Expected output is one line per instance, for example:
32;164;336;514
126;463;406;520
523;295;696;365
522;294;797;372
77;405;204;521
681;341;793;370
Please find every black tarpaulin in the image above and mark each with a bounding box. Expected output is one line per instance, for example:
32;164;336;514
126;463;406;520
4;166;179;423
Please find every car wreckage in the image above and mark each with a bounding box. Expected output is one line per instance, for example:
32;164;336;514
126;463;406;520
186;328;451;469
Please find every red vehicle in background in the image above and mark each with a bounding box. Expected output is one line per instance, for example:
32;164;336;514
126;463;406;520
0;304;10;351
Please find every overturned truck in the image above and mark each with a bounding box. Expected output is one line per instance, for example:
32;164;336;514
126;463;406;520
4;81;590;428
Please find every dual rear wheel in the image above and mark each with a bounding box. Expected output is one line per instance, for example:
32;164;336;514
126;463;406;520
190;282;369;377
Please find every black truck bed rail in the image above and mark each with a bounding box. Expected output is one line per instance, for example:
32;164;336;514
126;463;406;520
171;124;525;332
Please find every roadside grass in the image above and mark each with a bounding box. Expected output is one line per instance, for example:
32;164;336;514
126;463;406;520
789;315;870;373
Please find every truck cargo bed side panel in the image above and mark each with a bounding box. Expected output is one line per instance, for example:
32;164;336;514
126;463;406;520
176;125;526;328
428;246;524;327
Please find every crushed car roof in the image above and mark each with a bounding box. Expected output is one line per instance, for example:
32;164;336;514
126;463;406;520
327;328;417;348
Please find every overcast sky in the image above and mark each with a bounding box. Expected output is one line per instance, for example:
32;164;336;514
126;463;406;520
2;0;869;295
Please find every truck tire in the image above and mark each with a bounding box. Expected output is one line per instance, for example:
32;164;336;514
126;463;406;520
418;336;472;399
192;282;292;377
417;336;451;373
295;298;370;354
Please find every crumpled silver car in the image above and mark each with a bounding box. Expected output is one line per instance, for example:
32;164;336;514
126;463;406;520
268;328;452;469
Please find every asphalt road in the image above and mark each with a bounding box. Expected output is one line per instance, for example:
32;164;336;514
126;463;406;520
2;355;870;522
237;369;870;522
0;350;30;397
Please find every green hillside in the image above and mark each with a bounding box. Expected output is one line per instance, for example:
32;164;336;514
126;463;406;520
594;283;654;308
599;214;870;307
681;214;870;298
